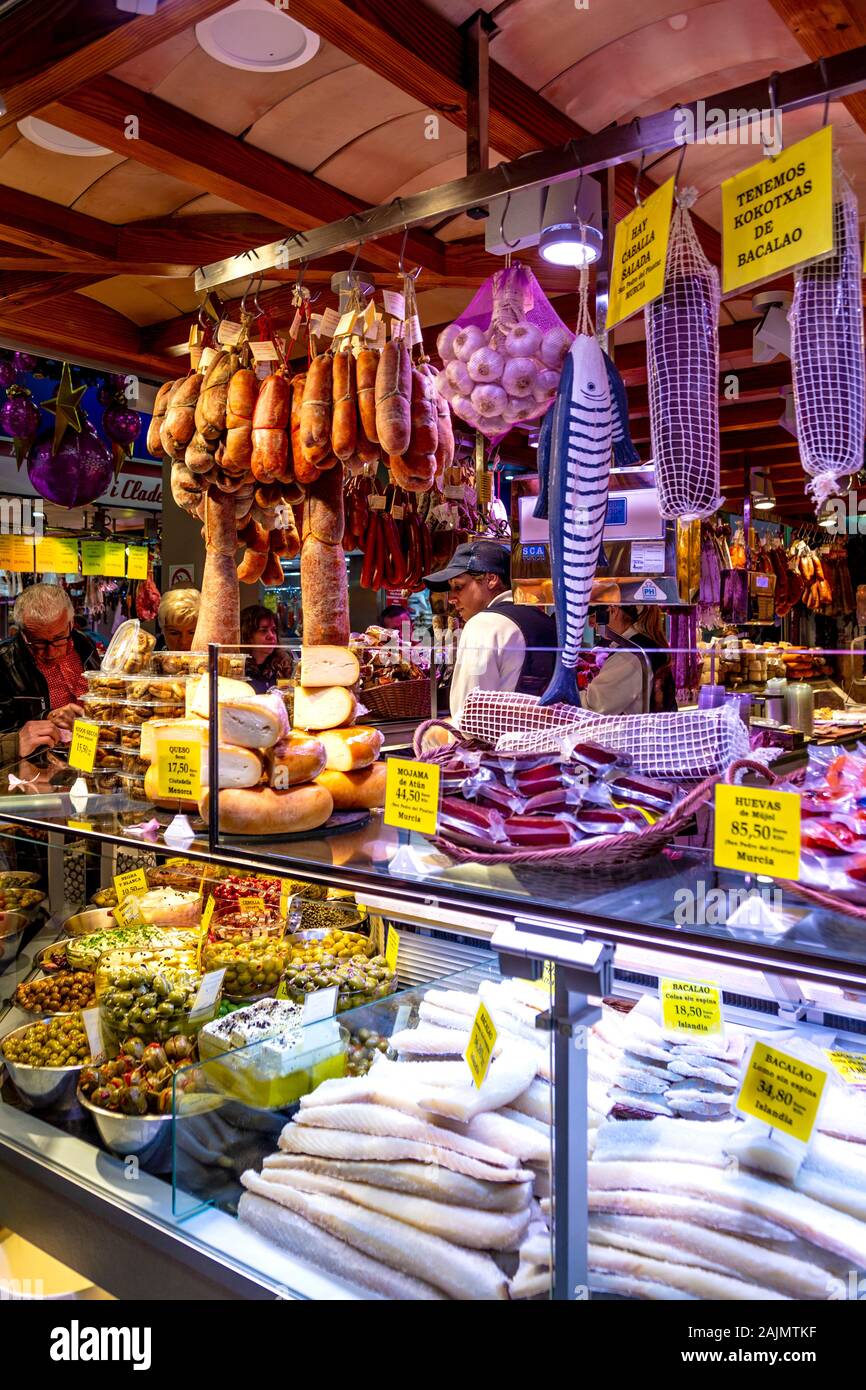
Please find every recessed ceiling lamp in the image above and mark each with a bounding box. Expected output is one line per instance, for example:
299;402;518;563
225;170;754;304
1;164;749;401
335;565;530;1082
818;500;838;530
750;467;775;510
17;116;110;157
539;176;603;268
196;0;319;72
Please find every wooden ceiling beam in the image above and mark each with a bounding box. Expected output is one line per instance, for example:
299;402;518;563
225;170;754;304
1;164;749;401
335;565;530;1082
0;0;232;131
0;272;105;314
44;77;447;279
767;1;866;133
0;292;173;377
626;361;791;416
287;0;721;265
0;186;116;260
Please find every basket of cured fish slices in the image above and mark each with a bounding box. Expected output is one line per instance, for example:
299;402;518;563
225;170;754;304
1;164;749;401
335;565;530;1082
411;718;720;868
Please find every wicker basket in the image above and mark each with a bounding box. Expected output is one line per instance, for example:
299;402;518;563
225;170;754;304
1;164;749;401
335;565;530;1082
363;678;432;721
411;719;717;869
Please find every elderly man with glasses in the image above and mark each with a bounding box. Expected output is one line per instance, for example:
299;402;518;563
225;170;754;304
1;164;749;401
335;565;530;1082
0;583;99;761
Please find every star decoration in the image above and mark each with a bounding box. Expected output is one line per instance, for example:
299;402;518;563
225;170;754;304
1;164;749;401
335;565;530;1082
43;362;86;451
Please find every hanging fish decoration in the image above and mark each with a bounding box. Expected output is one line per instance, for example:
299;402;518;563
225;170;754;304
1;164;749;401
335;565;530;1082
789;161;865;510
646;187;722;522
534;331;627;707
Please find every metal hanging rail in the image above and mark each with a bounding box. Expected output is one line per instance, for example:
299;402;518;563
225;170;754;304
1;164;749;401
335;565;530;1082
195;45;866;293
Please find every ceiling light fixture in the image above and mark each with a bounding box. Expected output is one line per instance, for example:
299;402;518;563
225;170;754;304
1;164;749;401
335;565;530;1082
539;176;603;267
750;466;775;511
196;0;319;72
17;117;110;157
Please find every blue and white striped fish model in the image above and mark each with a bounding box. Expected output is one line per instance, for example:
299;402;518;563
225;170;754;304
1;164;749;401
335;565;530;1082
533;334;634;708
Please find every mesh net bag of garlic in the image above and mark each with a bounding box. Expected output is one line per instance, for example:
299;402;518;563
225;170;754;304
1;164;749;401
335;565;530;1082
436;265;573;441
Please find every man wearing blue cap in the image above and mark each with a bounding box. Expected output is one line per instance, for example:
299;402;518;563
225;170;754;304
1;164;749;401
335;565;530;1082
425;541;556;723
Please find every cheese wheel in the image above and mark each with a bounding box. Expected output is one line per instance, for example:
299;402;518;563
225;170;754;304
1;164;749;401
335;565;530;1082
140;717;207;764
299;645;360;689
315;762;387;810
266;732;327;789
187;674;254;719
218;692;288;750
293;684;357;732
319;725;384;772
198;784;334;836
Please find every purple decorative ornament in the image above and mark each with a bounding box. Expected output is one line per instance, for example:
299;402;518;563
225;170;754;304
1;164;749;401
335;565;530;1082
0;390;39;440
12;351;37;375
101;403;141;445
0;361;16;390
27;425;114;507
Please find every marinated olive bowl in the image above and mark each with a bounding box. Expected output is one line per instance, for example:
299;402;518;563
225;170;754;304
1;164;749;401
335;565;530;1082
34;940;69;974
76;1090;173;1169
1;1021;89;1110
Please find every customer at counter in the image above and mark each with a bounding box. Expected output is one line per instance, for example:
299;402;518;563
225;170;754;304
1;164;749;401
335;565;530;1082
0;584;97;735
156;587;200;651
240;604;293;693
424;541;557;722
583;582;663;716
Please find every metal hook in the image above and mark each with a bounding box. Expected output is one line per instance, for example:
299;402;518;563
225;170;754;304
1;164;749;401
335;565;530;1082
397;227;422;282
348;241;363;276
240;273;259;316
499;192;521;250
762;70;782;157
674;138;687;194
571;169;584;219
818;58;831;127
633;148;645;207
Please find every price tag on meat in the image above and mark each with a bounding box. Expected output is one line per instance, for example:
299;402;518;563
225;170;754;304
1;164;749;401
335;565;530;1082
721;126;833;293
156;739;201;801
385;925;400;973
384;758;440;836
606;175;675;329
465;1001;498;1088
736;1040;827;1143
190;968;225;1022
113;867;148;902
68;720;99;773
660;978;724;1039
825;1049;866;1088
714;784;801;878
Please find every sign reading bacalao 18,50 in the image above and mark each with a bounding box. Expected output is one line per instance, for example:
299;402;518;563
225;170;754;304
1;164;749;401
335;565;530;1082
720;125;833;294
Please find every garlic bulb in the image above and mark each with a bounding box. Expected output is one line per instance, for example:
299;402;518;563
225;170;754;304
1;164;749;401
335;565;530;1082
467;346;504;383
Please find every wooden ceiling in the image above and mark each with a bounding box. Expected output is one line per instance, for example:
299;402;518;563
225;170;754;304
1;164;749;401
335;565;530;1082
0;0;865;516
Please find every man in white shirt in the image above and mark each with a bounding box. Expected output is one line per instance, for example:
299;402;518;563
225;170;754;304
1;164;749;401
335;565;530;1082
424;541;557;724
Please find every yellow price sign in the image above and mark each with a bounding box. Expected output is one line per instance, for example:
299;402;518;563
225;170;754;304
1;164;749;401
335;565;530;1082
736;1040;827;1143
68;719;99;773
200;895;215;933
825;1048;866;1088
126;546;149;579
385;925;400;974
530;961;555;992
0;534;34;572
113;866;148;901
113;896;146;929
721;125;833;294
606;175;675;329
155;738;201;801
238;895;267;913
34;536;79;575
383;758;440;836
714;784;801;879
68;820;93;832
660;977;724;1039
465;1001;498;1089
81;541;106;576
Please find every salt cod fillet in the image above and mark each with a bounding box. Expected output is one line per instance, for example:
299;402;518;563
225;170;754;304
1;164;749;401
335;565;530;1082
293;1103;518;1170
415;1043;539;1124
590;1271;695;1300
262;1154;532;1212
466;1111;550;1164
589;1214;843;1299
238;1192;445;1300
510;1078;553;1124
254;1166;530;1250
589;1243;787;1300
589;1160;866;1266
241;1169;508;1300
587;1188;795;1242
510;1263;551;1299
277;1124;532;1183
390;1023;480;1057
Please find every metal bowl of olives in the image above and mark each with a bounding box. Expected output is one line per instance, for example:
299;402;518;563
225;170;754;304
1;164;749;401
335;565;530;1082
77;1090;174;1168
0;911;30;966
63;907;117;938
34;940;69;974
0;1016;93;1110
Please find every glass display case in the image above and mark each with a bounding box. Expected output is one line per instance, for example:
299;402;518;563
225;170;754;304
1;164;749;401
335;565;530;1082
0;704;865;1302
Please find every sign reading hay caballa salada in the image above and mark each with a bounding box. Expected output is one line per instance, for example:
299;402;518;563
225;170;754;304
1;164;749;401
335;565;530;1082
720;126;834;294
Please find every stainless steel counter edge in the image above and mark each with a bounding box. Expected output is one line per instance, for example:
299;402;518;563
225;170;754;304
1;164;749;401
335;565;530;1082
0;1107;359;1301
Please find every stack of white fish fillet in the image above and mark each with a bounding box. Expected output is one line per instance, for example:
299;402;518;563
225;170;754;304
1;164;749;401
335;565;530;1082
587;1004;866;1299
239;977;554;1300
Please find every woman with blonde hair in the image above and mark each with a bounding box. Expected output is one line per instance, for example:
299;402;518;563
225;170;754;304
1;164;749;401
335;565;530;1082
157;588;200;651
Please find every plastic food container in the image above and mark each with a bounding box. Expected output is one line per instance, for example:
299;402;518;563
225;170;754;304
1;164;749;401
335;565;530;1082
201;934;292;999
96;946;216;1051
199;1006;348;1109
83;671;187;702
286;897;364;936
100;619;156;675
281;953;396;1012
149;651;247;678
210;908;285;939
118;771;147;801
288;926;373;964
66;924;189;973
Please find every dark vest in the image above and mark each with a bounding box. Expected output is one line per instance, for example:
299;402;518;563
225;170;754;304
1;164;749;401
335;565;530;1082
488;599;557;698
